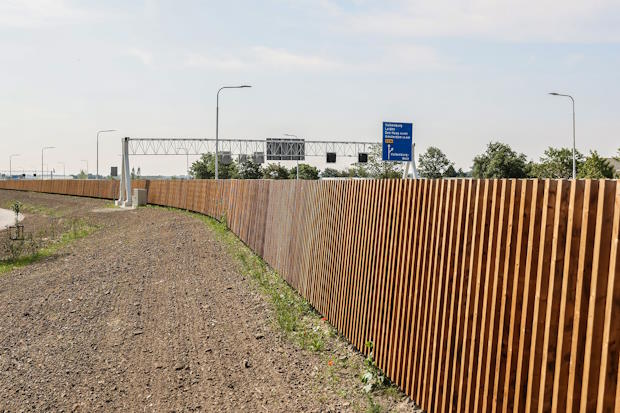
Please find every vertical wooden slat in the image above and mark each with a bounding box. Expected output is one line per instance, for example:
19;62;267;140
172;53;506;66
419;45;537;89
567;180;599;413
476;179;509;413
580;180;616;412
512;179;544;413
536;180;570;412
596;182;620;412
447;179;477;412
525;179;559;412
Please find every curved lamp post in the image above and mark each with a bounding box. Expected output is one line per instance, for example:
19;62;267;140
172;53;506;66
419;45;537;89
549;92;576;179
97;129;116;179
216;85;251;179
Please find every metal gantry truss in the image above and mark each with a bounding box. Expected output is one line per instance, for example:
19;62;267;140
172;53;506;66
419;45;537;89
117;137;379;206
127;138;378;160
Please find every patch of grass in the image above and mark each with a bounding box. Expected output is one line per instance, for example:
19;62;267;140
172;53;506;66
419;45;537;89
2;200;61;217
379;384;403;400
0;218;98;274
366;395;384;413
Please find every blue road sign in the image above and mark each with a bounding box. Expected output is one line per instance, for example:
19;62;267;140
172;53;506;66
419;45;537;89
382;122;412;162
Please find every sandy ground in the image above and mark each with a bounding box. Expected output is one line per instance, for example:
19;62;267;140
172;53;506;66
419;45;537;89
0;207;22;230
0;190;419;412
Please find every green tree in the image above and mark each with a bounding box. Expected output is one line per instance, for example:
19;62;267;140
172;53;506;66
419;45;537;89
530;147;584;179
472;142;529;178
262;163;290;179
443;165;457;178
418;146;454;178
189;153;238;179
345;163;370;178
238;159;263;179
321;168;345;178
367;144;402;179
76;170;87;179
289;164;320;180
577;151;614;179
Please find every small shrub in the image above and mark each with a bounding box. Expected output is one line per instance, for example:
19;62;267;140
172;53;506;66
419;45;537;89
361;341;386;393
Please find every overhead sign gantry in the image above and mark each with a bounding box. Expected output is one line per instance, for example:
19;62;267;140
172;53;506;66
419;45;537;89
116;136;379;206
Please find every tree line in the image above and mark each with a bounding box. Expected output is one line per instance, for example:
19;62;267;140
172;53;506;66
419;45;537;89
419;142;619;179
189;143;620;180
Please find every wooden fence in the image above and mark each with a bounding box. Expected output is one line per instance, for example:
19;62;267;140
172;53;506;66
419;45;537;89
1;178;619;413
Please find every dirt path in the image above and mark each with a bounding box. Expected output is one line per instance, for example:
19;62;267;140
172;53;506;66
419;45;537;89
0;190;417;412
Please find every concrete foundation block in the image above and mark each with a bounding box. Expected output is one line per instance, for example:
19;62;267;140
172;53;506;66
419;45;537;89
132;188;147;207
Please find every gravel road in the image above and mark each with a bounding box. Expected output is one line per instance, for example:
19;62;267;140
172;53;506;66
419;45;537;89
0;190;418;412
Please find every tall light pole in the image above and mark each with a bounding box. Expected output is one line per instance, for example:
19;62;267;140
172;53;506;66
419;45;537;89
284;133;300;180
81;160;89;178
97;129;116;179
41;146;55;180
216;85;251;179
9;154;20;179
549;92;576;179
58;162;65;178
177;147;189;178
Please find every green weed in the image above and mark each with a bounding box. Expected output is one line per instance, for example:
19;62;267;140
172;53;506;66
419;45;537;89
2;200;61;217
0;218;98;274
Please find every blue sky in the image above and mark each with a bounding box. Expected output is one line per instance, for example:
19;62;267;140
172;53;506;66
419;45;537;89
1;0;619;176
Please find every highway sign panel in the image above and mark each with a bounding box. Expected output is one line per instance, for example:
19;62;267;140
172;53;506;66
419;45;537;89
382;122;412;161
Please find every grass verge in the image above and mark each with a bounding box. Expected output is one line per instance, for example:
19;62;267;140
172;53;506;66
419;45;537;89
0;218;98;274
1;200;62;217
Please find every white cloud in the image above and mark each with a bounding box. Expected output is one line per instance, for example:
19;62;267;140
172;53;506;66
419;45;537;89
183;43;450;74
252;46;341;70
338;0;620;43
184;53;247;71
125;48;153;66
565;53;585;66
0;0;92;29
183;46;342;72
381;44;445;70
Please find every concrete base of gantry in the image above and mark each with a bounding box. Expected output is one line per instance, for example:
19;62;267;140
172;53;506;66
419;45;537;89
115;189;147;209
114;199;133;208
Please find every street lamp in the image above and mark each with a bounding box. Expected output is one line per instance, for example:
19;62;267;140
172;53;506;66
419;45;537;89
216;85;251;179
549;92;576;179
41;146;55;180
81;160;89;178
58;162;65;178
284;133;300;180
9;154;20;179
97;129;116;179
177;147;189;179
